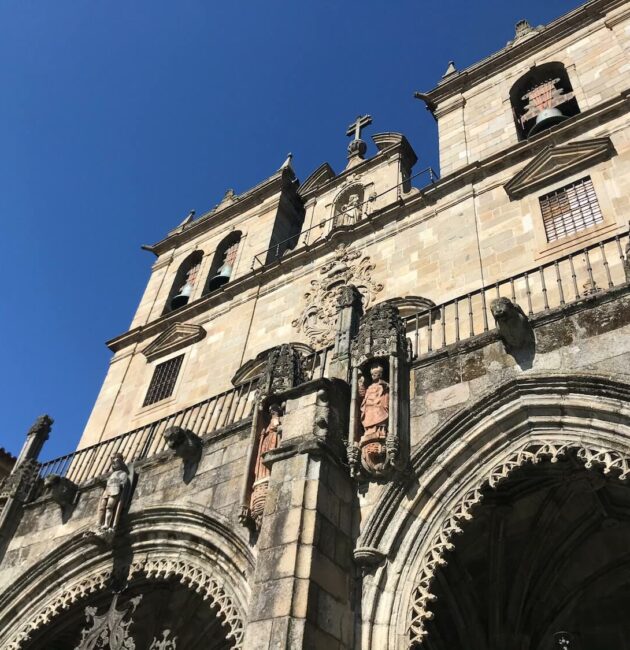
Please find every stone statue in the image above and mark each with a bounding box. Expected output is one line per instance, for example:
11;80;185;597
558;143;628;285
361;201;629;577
248;404;283;530
358;363;389;438
253;405;282;484
97;453;131;532
339;193;362;226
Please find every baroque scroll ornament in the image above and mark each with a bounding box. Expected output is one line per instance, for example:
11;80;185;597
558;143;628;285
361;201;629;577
292;243;383;348
407;440;630;647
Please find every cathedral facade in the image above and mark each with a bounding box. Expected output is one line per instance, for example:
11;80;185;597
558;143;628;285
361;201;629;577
1;1;630;648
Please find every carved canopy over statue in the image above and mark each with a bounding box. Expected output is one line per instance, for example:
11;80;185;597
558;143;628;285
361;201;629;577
347;302;410;480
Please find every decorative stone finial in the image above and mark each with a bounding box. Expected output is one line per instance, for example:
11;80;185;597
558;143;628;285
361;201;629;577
280;152;294;172
442;61;457;78
515;19;533;39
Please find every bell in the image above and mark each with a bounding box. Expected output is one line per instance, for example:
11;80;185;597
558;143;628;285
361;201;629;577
170;281;192;310
528;107;568;136
206;263;233;293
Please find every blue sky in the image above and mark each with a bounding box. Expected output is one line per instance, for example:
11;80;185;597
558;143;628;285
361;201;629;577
0;0;579;460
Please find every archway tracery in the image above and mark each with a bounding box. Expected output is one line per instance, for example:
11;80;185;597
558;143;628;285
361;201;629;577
0;507;251;650
355;374;630;650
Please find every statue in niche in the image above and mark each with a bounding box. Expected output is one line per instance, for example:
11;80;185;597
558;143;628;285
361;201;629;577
359;363;389;437
347;301;410;480
358;362;390;475
97;453;132;533
248;404;282;530
338;193;362;226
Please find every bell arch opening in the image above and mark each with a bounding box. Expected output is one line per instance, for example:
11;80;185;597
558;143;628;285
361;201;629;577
509;62;580;140
417;452;630;650
23;576;238;650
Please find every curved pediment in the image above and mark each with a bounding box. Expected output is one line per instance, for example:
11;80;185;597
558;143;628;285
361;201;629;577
299;162;336;196
504;137;614;199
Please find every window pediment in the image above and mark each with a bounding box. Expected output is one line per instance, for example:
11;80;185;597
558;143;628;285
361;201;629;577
142;323;205;362
504;137;614;199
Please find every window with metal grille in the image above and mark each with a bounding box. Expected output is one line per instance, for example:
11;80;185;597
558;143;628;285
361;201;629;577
143;355;184;406
539;177;603;242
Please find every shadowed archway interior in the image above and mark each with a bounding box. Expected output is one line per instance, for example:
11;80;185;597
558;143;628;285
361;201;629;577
421;453;630;650
25;578;235;650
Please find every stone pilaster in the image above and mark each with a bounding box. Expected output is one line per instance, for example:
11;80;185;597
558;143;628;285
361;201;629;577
242;378;355;649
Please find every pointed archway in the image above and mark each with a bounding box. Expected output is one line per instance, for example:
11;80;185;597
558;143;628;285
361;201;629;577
354;374;630;649
422;453;630;650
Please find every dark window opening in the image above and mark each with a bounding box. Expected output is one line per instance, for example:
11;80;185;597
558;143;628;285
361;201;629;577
510;62;580;140
164;250;204;314
143;354;184;406
539;177;603;242
205;232;241;294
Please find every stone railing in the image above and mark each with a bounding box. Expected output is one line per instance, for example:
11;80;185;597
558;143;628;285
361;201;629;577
405;229;630;359
38;379;258;484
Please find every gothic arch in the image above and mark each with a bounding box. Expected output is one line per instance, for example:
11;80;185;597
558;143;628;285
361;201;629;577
0;506;252;650
356;373;630;649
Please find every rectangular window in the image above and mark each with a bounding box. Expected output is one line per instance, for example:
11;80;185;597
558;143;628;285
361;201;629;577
143;355;184;406
539;177;603;243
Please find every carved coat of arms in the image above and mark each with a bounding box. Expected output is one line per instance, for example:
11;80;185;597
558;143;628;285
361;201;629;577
292;243;383;348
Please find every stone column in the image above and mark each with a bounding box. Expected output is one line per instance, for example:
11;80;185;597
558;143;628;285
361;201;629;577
242;378;355;649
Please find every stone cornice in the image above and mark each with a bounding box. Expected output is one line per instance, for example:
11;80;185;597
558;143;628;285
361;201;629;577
421;0;625;107
106;90;628;354
150;169;298;256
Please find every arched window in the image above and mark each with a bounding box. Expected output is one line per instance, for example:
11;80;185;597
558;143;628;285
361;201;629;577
205;231;241;294
510;62;580;140
163;250;203;314
333;185;365;229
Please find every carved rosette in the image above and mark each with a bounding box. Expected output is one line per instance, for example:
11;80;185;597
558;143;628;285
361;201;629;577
347;302;410;481
292;244;383;349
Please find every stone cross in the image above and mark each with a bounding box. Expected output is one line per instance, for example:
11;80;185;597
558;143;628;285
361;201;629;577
346;114;372;142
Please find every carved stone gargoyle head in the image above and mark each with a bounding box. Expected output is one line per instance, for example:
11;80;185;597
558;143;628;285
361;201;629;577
490;297;534;351
163;426;202;483
43;474;78;510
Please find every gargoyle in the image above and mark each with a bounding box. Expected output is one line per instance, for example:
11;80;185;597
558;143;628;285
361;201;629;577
43;474;78;512
490;297;533;351
163;426;202;483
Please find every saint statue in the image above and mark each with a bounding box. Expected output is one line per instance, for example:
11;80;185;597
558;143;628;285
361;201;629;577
97;453;131;531
253;405;282;482
248;404;283;530
339;193;362;226
358;363;389;437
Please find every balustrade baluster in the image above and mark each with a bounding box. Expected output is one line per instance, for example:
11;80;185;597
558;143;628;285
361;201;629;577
569;254;580;300
427;309;433;353
600;242;613;288
454;300;460;342
584;248;596;293
481;291;489;332
555;260;565;306
467;294;474;337
539;266;549;310
524;272;533;316
441;304;447;348
414;312;419;358
510;278;516;303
